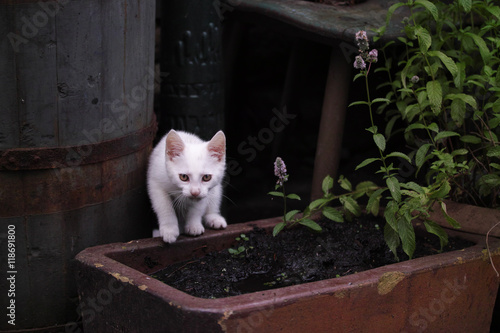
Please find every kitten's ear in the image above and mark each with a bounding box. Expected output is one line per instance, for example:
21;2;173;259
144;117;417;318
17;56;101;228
165;130;184;160
207;130;225;162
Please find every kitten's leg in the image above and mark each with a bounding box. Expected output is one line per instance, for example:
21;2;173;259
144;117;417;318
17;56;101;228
148;183;180;243
204;184;227;229
184;201;206;236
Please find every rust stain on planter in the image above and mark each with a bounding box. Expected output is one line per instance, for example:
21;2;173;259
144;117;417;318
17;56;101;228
335;290;347;298
111;272;134;285
217;310;233;332
482;247;500;261
377;271;405;295
455;257;465;264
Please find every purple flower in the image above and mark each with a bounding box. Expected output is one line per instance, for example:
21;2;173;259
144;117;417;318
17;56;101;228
274;157;289;186
354;55;366;70
411;75;420;84
367;49;378;63
355;30;369;52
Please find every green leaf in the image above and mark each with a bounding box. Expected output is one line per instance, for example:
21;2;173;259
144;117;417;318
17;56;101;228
487;146;500;157
372;98;391;104
339;176;352;191
299;219;322;232
384;2;407;27
386;177;401;202
430;180;451;199
355;181;379;193
386;152;411;163
273;222;287;236
268;191;284;197
349;101;369;107
459;0;472;12
451;149;468;156
384;200;399;231
445;93;477;110
415;25;432;53
355;158;380;170
373;133;386;152
424;220;449;251
401;181;425;194
398;215;416;259
416;143;432;168
415;0;438;20
460;135;481;144
309;198;329;211
384;223;400;261
352;73;365;82
284;210;301;222
366;188;386;216
427;51;459;81
490;163;500;170
427;81;442;115
322;207;344;223
286;193;301;200
434;131;460;141
340;196;362;217
322;175;334;195
465;32;491;64
405;123;427;133
440;201;461;229
450;99;466;127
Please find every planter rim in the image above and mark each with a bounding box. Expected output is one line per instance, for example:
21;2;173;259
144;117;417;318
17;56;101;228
76;215;500;316
433;199;500;238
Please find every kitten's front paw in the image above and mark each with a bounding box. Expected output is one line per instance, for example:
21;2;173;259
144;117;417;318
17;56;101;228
205;214;227;230
184;223;205;237
159;226;180;243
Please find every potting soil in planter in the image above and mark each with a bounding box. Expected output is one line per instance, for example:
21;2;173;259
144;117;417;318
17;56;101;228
151;216;474;299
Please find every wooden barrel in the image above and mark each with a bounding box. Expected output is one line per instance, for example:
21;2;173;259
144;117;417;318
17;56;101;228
0;0;156;331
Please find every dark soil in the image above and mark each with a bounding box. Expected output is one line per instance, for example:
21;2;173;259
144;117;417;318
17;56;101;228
151;216;474;299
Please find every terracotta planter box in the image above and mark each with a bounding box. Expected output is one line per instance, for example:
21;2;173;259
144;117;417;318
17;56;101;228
75;214;500;333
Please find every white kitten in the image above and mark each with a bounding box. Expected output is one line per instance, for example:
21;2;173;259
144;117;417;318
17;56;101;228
147;130;227;243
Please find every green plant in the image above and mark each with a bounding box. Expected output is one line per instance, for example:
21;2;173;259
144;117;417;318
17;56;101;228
228;234;253;257
270;0;500;260
268;157;344;236
376;0;500;207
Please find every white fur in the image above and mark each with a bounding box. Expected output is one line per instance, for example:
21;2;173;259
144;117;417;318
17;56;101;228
147;130;227;243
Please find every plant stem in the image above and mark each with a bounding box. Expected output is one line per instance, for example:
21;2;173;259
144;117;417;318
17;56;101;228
282;183;287;224
364;67;390;177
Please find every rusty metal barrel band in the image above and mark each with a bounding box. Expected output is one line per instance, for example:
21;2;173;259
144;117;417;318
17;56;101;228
0;119;157;171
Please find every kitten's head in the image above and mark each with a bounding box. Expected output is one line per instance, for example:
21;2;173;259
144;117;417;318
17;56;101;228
165;130;225;200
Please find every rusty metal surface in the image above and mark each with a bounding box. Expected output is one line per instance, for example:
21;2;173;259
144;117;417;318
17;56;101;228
75;211;500;332
0;119;156;171
222;0;408;44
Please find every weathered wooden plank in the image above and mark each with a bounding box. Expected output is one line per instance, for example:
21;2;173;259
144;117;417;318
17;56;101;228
0;7;20;149
56;0;103;146
13;3;58;148
101;0;128;139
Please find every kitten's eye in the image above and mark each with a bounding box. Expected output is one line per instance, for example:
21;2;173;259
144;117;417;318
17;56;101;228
179;174;189;182
202;174;212;182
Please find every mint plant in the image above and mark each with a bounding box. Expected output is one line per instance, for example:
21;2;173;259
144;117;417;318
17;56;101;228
376;0;500;208
270;0;500;260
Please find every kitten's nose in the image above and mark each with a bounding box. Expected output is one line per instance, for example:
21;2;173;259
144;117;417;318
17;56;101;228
190;188;201;197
